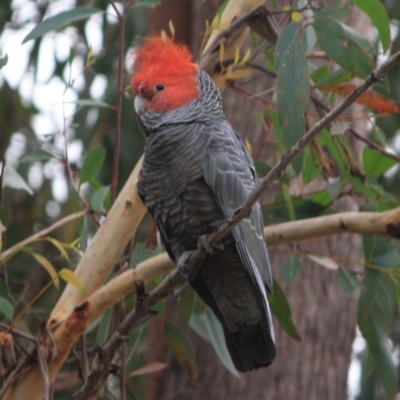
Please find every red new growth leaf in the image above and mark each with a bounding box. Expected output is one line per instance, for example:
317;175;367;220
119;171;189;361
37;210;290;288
323;83;400;114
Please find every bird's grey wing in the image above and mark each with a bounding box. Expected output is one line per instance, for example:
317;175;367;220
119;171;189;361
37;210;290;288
203;120;273;290
202;120;275;352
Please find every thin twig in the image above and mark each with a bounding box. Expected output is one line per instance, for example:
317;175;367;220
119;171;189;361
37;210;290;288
349;127;400;163
75;49;400;400
0;208;88;263
110;0;126;204
107;0;123;20
201;6;266;59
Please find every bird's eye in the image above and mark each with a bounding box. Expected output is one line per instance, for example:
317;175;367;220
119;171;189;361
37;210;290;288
155;83;165;92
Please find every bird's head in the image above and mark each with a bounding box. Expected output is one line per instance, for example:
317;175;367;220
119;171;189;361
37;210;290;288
132;36;200;115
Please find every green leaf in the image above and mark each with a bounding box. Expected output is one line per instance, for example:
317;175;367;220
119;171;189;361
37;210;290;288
155;298;165;316
363;148;397;178
3;165;33;195
313;68;353;87
91;186;110;211
20;148;57;163
22;7;103;44
27;251;59;288
165;321;198;385
313;16;375;78
254;161;271;178
95;310;111;343
62;99;114;111
358;358;380;400
137;0;161;7
302;147;322;184
282;257;302;283
366;235;400;269
340;23;375;54
178;286;196;325
0;204;11;234
59;268;85;293
130;244;148;266
189;307;239;376
79;145;106;186
263;196;330;224
79;216;89;252
338;268;361;297
310;65;330;83
359;235;398;399
321;130;376;199
269;279;301;340
354;0;391;52
317;2;353;19
192;291;206;315
0;297;13;320
68;47;75;65
275;22;310;171
266;109;284;152
0;54;8;70
357;267;397;400
45;237;69;261
326;176;342;200
282;183;295;221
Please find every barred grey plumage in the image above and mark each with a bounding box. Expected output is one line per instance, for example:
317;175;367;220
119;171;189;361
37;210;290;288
137;70;276;372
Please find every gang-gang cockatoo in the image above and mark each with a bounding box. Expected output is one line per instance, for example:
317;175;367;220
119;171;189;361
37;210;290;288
132;36;276;372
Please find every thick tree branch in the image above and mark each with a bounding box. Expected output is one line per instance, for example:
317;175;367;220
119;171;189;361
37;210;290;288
74;51;400;398
74;206;400;332
266;207;400;244
48;157;145;325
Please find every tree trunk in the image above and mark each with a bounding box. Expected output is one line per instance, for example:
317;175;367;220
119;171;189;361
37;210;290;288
144;1;360;399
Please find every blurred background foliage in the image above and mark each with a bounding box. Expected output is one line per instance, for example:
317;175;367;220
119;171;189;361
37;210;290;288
1;0;400;399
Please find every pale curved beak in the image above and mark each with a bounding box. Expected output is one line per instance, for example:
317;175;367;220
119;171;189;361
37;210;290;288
134;95;146;116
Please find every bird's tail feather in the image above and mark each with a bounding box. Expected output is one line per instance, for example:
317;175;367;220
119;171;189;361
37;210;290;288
190;272;276;372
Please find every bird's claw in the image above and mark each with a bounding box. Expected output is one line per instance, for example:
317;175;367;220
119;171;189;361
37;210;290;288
177;250;194;280
197;235;224;255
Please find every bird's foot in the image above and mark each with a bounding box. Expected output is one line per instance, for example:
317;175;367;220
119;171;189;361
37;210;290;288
197;235;224;255
177;250;194;280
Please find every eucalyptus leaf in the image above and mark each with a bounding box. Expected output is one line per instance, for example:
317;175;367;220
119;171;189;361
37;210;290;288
0;297;13;320
354;0;391;52
59;268;85;293
165;321;198;385
79;145;106;186
314;16;375;78
358;268;397;400
357;236;398;399
178;286;196;325
269;279;301;340
363;148;397;178
190;307;239;376
22;7;102;44
3;165;33;195
91;186;110;211
302;147;322;185
130;244;148;266
20;148;57;163
314;68;353;87
338;268;361;297
0;54;8;69
282;257;302;283
275;22;309;171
